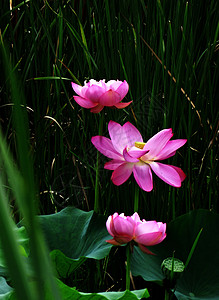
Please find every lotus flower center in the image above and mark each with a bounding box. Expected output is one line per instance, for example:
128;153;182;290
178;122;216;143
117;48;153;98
135;142;146;149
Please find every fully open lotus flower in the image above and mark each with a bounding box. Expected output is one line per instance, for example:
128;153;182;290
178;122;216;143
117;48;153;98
106;212;166;254
91;121;187;191
71;79;132;113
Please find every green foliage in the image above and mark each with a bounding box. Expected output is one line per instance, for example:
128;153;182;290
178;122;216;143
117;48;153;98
0;227;29;269
1;0;218;219
0;0;218;299
0;277;13;299
0;208;150;299
0;283;149;300
131;209;219;299
38;207;112;260
47;280;150;300
50;250;87;279
0;274;149;300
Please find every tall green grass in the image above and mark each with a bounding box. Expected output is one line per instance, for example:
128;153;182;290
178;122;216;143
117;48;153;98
0;24;61;300
0;0;218;295
1;0;218;216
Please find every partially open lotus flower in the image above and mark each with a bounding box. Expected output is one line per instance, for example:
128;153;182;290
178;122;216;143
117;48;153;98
106;212;166;254
71;79;132;113
91;121;187;191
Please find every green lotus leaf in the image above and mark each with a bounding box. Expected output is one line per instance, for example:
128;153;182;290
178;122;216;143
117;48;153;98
50;249;87;278
38;207;112;260
45;278;149;299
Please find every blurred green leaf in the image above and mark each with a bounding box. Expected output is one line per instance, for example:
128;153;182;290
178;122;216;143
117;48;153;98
0;277;13;299
0;227;29;269
31;77;71;81
131;209;219;299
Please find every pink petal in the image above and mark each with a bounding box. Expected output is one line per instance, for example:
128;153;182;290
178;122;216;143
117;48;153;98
106;213;136;245
144;129;173;158
150;162;182;187
157;222;167;232
135;231;165;246
126;215;138;228
106;239;121;246
138;244;155;255
171;166;186;182
88;79;107;90
157;233;166;244
156;139;187;160
111;162;134;185
99;90;121;106
97;79;107;88
71;82;83;97
114;101;133;109
106;215;115;236
91;136;123;160
127;146;149;158
90;104;104;113
135;221;160;235
133;163;153;192
104;159;124;170
108;121;129;154
84;85;105;102
123;147;139;163
114;80;129;99
106;80;123;91
123;122;143;147
113;217;135;237
114;236;133;244
73;96;97;109
130;212;141;223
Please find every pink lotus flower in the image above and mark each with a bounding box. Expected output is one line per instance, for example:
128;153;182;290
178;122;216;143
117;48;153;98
71;79;132;113
91;121;187;191
106;212;166;254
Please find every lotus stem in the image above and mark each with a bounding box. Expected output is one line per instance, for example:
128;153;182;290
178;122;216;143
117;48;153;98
94;113;104;213
126;243;131;291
